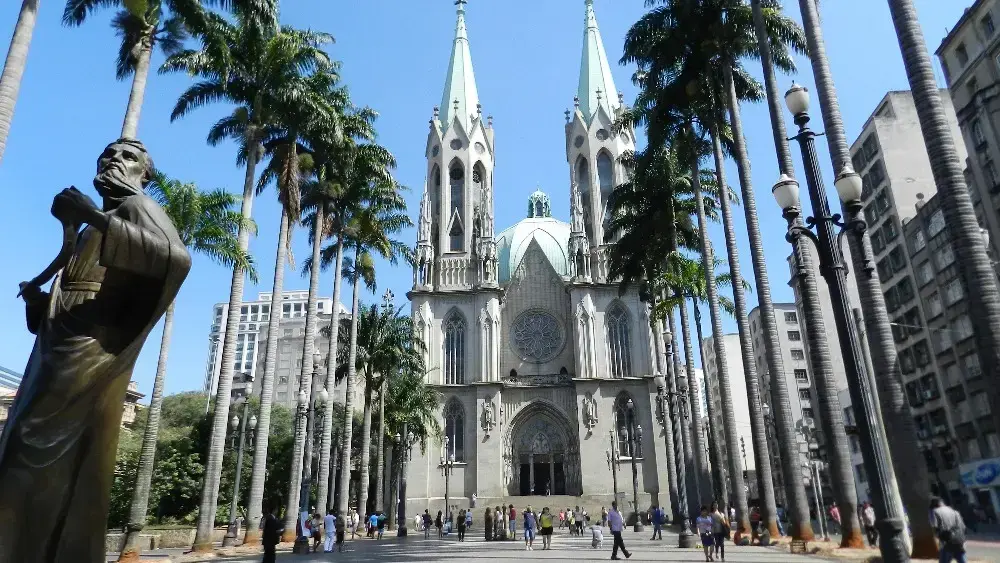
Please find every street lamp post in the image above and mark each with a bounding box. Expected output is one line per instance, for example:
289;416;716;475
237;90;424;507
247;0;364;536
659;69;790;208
222;396;257;547
398;427;415;537
775;84;907;562
606;431;620;510
624;398;644;532
655;374;695;548
442;436;455;527
293;354;326;553
796;420;829;542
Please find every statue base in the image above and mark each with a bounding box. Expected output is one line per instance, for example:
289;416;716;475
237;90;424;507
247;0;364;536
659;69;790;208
292;537;311;554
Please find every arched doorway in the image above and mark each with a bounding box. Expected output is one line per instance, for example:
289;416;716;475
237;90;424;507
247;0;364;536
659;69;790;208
503;401;581;496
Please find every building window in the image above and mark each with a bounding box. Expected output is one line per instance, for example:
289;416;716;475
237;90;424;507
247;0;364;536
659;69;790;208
607;303;633;378
954;314;974;341
787;330;801;341
968;77;980;100
911;230;926;253
986;159;999;189
916;261;934;286
791;349;805;360
973;119;987;148
614;393;637;457
963;353;983;380
871;230;886;256
928;209;946;237
984;13;996;36
799;389;811;401
794;369;809;383
881;219;899;242
956;43;969;66
862;134;879;160
935;244;956;270
944;279;964;305
444;310;466;384
802;408;814;420
927;293;944;318
444;398;465;462
597;151;615;233
784;312;798;324
448;163;465;252
576;157;594;241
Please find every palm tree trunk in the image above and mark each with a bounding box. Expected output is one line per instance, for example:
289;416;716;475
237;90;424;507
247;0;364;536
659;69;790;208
657;313;681;522
693;300;727;505
690;149;750;536
674;297;707;512
0;0;38;165
317;237;345;512
374;378;387;512
801;0;931;553
120;32;152;139
356;379;375;518
118;301;175;562
193;142;260;552
890;0;1000;547
749;0;816;541
680;299;729;504
336;248;364;519
708;116;779;537
243;211;290;545
281;356;311;542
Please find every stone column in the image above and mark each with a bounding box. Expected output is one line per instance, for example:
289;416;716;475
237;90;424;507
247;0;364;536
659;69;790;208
549;457;555;493
529;454;535;494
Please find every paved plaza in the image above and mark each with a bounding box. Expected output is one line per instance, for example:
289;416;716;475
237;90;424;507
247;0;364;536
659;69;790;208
169;528;825;562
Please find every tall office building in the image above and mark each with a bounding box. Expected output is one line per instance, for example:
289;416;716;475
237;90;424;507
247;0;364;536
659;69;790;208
701;333;758;481
203;291;344;402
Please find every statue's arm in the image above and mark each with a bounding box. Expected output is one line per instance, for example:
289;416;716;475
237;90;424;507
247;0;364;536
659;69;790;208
19;283;50;334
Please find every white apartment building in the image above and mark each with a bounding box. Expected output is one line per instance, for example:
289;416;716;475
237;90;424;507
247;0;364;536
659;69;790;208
701;333;757;481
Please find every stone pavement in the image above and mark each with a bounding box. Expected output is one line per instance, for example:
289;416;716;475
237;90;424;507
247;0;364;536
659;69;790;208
171;528;824;562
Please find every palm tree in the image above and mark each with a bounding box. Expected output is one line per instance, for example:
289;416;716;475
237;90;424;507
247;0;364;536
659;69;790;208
162;7;335;549
62;0;202;137
797;0;937;553
0;0;39;165
748;0;815;541
118;173;254;562
334;146;411;520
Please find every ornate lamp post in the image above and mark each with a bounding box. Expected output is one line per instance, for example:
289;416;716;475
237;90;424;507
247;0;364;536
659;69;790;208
606;431;620;509
398;427;415;536
442;436;456;526
775;83;906;561
655;374;694;548
796;420;830;542
222;395;256;547
623;398;644;532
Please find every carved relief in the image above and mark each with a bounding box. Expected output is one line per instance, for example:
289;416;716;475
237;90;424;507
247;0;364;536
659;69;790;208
582;392;598;432
482;395;496;436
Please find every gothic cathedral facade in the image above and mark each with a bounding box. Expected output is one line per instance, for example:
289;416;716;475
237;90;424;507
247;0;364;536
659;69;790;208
406;1;674;515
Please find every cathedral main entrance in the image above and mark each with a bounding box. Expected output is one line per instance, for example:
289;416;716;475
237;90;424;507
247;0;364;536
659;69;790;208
503;401;581;496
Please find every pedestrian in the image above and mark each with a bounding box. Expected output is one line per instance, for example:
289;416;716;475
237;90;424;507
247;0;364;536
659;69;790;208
580;507;588;534
608;501;631;560
335;509;346;552
710;502;728;562
602;506;609;527
776;503;786;537
351;509;360;539
559;508;566;529
310;513;324;551
590;522;604;548
457;509;467;541
465;508;473;530
261;505;280;563
423;509;433;539
649;504;663;540
568;508;576;535
861;502;877;547
485;506;494;541
436;510;444;538
323;509;336;553
509;504;517;540
367;511;378;539
931;497;968;563
523;506;537;551
377;511;387;540
749;505;761;545
539;507;554;549
497;505;506;540
828;502;841;535
696;506;715;562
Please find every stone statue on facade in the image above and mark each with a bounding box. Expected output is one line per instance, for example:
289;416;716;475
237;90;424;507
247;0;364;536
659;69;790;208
582;393;599;432
0;138;191;562
482;397;496;435
568;180;591;281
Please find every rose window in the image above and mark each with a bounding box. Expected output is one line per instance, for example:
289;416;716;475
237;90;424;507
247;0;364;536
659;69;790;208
511;310;563;363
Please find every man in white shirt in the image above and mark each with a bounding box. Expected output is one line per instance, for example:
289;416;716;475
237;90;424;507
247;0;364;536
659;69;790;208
323;510;336;553
607;501;631;560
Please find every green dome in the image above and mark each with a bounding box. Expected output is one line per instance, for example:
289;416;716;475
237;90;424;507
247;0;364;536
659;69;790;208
496;193;571;284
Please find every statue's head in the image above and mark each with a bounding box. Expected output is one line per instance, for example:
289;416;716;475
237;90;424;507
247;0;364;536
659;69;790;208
94;138;155;201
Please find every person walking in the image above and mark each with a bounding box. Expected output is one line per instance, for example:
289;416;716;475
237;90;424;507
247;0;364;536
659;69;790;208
335;510;346;552
465;508;473;530
861;501;877;547
828;502;841;535
485;506;494;541
422;509;432;539
602;506;608;527
323;509;336;553
650;504;663;540
932;497;968;563
367;512;378;539
608;501;631;560
351;509;360;539
539;507;554;550
509;504;517;541
524;506;537;551
568;508;576;536
435;510;444;538
776;503;786;537
457;509;467;542
696;506;716;562
559;508;565;529
261;505;280;563
710;502;729;562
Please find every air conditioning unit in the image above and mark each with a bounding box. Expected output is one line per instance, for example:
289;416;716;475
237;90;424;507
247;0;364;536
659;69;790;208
923;389;935;400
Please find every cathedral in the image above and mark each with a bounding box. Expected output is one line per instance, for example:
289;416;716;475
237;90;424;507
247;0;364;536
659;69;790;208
406;0;673;514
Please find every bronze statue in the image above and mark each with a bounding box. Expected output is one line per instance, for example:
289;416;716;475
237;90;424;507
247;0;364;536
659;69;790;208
0;139;191;562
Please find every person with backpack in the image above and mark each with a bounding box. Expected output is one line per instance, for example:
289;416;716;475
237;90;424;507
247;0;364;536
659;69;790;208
932;497;968;563
649;504;663;540
422;509;433;539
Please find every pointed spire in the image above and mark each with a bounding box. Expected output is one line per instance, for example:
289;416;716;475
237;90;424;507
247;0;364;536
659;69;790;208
577;0;620;121
439;0;480;132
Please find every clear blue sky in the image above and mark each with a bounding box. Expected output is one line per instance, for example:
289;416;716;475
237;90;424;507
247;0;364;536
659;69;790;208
0;0;970;400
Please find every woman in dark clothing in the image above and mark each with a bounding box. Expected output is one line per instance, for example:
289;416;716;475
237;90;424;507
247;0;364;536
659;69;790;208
485;507;494;541
435;511;444;538
261;505;280;563
457;509;467;541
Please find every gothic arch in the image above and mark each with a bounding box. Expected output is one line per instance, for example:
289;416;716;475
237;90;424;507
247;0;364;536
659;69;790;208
612;391;637;457
606;301;633;379
575;156;595;241
448;159;465;251
443;397;466;462
596;150;615;236
443;308;467;384
501;400;581;496
431;164;442;254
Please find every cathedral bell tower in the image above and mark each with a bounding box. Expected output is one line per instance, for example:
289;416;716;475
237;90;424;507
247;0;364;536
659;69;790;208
565;0;635;284
417;0;496;292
